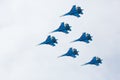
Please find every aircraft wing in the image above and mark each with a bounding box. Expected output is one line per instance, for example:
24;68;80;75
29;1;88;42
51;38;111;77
80;32;86;39
58;22;65;30
90;56;97;63
67;48;73;54
45;35;52;42
69;5;77;13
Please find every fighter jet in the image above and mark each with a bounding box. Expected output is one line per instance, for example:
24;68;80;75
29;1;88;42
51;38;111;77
39;35;58;47
61;5;83;18
58;47;79;58
82;56;102;66
72;32;92;43
51;22;72;34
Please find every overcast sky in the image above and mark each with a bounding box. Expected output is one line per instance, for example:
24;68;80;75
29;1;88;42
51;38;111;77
0;0;120;80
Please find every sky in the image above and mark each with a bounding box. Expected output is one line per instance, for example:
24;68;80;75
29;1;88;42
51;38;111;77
0;0;120;80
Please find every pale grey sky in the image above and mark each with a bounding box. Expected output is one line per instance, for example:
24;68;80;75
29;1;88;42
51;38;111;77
0;0;120;80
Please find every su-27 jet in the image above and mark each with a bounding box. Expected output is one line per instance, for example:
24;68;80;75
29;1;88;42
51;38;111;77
58;47;79;58
39;35;58;47
82;56;102;66
72;32;92;43
51;22;72;34
61;5;83;18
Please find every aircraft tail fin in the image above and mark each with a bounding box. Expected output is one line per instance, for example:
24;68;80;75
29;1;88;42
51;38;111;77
81;9;84;14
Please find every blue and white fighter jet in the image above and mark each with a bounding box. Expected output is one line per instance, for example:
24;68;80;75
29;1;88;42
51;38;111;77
82;56;102;66
58;47;79;58
61;5;83;18
72;32;92;43
39;35;58;47
51;22;71;34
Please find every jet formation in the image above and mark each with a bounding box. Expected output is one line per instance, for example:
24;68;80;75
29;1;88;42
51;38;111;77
82;56;102;66
38;4;103;67
39;35;58;47
58;47;79;58
61;5;83;18
51;22;72;34
72;32;92;43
